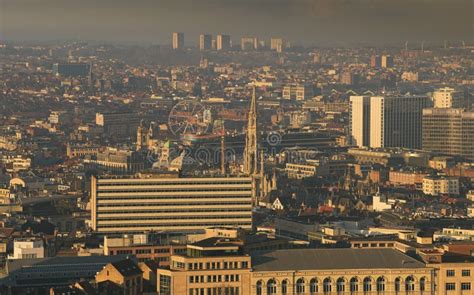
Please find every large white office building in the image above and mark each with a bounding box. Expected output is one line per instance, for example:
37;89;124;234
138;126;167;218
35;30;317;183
91;175;253;233
350;95;432;149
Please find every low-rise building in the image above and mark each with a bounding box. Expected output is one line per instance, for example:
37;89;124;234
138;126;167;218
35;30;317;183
422;176;459;196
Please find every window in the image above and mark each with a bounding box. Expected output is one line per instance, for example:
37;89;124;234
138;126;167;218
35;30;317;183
420;277;426;292
267;279;277;295
446;270;455;277
296;278;305;294
461;283;471;290
363;277;372;293
462;270;470;277
256;281;263;295
159;275;171;295
395;278;401;293
350;277;358;293
310;278;318;294
337;278;345;294
405;276;415;292
323;278;332;294
376;277;385;293
445;283;455;291
282;280;288;295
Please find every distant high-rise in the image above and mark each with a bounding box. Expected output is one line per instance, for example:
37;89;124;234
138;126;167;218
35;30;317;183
370;55;381;68
172;32;184;50
199;34;212;50
270;38;283;52
422;108;474;160
350;95;432;149
432;87;464;108
241;37;258;51
381;55;394;68
217;34;231;51
349;96;371;147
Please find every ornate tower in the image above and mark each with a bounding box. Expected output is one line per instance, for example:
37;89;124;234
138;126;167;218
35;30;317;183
244;87;258;175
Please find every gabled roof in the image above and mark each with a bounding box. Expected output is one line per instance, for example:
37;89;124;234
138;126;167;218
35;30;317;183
110;259;142;277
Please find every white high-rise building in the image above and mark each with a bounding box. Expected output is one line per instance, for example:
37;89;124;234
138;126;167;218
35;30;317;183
172;32;184;50
432;87;463;108
350;95;432;149
349;96;371;147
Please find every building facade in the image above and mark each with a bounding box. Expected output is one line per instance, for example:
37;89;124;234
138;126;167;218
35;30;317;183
91;175;253;233
172;32;184;50
422;108;474;160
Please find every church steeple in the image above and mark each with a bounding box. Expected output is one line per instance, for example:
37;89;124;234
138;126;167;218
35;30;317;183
244;87;258;175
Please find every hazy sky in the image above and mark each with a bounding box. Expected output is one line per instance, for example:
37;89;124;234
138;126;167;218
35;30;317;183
1;0;473;45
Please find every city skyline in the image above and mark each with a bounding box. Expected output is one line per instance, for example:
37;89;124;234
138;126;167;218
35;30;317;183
1;0;473;45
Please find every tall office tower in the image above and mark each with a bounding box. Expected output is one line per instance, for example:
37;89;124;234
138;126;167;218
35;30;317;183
240;37;258;51
199;34;212;50
381;55;394;68
349;96;371;147
244;88;258;175
422;108;474;160
270;38;283;52
91;175;253;233
370;55;382;68
350;95;431;149
216;34;231;51
172;32;184;50
432;87;464;108
370;95;432;149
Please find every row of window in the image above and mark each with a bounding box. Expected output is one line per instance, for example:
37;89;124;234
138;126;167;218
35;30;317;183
98;208;251;214
445;282;471;291
97;201;251;207
98;181;251;187
446;269;470;277
97;195;252;200
257;276;425;295
98;188;251;194
188;261;248;270
189;274;241;283
97;215;252;221
98;222;252;228
189;287;240;295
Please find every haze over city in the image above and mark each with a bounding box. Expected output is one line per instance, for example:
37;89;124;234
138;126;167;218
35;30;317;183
2;0;473;44
0;0;473;294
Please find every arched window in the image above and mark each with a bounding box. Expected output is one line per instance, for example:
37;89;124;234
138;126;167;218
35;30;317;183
395;277;401;294
310;278;319;294
282;280;288;295
323;278;332;294
296;278;305;294
350;277;359;293
256;280;263;295
337;278;345;294
405;276;415;292
420;277;426;293
363;277;372;293
377;277;385;293
267;279;277;295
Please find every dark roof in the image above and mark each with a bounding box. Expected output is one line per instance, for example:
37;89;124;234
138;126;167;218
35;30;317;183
111;259;142;277
441;253;474;263
251;248;425;271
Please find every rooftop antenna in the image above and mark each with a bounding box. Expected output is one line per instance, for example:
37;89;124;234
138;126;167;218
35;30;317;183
421;41;424;53
444;40;447;50
462;40;466;49
405;41;408;51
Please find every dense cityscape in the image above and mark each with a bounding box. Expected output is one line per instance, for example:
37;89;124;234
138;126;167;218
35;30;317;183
0;11;474;295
